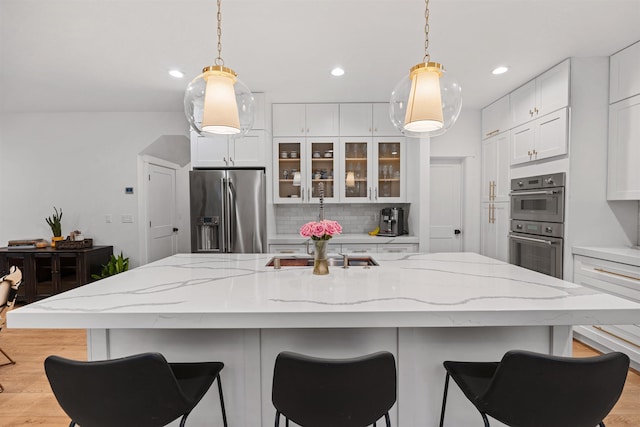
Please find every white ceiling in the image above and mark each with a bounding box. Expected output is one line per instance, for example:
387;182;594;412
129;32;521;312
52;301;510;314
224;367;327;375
1;0;639;114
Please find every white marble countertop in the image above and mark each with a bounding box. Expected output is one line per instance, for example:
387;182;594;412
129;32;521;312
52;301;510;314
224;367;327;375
573;246;640;267
8;252;640;330
268;234;419;245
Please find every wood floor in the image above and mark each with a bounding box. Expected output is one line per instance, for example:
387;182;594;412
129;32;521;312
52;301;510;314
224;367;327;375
0;328;639;426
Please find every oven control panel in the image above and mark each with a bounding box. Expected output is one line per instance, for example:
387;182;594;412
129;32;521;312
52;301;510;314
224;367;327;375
510;220;564;238
511;172;565;191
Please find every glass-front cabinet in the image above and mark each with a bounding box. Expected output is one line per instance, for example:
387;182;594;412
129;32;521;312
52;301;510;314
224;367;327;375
273;138;338;204
340;138;372;202
374;138;405;202
338;137;405;203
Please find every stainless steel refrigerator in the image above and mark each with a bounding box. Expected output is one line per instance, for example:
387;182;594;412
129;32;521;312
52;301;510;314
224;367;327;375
190;168;266;253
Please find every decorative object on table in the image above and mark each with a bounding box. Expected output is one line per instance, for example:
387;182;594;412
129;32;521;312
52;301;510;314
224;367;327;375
69;230;84;241
45;207;63;248
55;238;93;250
7;239;47;249
91;252;129;280
389;0;462;138
299;183;342;275
184;0;255;137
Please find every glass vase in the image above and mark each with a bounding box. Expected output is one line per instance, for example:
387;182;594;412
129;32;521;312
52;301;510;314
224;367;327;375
313;240;329;275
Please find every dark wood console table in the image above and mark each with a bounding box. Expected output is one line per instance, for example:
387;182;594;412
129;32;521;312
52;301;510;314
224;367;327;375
0;246;113;303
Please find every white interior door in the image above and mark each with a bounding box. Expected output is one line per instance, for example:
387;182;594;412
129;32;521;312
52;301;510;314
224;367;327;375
430;159;463;252
147;163;177;262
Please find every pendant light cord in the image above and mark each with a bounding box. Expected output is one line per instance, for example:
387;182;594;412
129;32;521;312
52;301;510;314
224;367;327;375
423;0;430;63
215;0;224;66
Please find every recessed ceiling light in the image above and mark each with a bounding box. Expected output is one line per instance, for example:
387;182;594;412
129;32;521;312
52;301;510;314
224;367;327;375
169;70;185;78
331;67;345;77
492;66;510;75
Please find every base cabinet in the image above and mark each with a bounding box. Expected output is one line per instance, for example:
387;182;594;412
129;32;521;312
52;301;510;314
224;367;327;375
573;254;640;368
0;246;113;303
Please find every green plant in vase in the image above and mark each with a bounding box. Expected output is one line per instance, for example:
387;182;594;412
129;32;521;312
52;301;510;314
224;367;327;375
45;207;63;247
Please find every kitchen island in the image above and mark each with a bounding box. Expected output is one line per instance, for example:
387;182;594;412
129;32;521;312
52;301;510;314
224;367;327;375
9;252;640;427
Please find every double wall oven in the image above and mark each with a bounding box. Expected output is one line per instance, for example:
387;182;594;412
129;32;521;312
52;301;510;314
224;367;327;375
509;173;565;279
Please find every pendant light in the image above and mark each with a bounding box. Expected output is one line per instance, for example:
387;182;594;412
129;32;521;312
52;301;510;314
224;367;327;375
390;0;462;137
184;0;254;136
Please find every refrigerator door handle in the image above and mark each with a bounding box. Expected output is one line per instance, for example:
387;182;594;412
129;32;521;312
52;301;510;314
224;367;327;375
219;177;227;253
226;177;235;252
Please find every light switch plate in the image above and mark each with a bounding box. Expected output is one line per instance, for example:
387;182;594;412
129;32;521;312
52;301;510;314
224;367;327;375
121;214;134;223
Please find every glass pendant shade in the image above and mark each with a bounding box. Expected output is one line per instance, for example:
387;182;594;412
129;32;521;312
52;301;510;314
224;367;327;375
184;65;255;137
390;62;462;138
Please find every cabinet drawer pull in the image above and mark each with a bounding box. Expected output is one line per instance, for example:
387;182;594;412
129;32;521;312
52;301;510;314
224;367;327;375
486;129;499;137
278;250;296;254
594;268;640;282
593;326;640;350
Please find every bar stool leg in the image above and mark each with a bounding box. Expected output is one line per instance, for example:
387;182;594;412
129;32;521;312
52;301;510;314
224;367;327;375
439;373;450;427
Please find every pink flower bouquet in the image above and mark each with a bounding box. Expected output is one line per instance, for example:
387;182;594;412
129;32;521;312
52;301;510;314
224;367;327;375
300;220;343;241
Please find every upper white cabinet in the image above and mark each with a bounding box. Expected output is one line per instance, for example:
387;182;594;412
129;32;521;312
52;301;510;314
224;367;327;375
610;41;640;103
510;108;568;166
273;137;339;204
510;59;570;128
607;95;640;200
339;103;401;136
273;103;339;137
191;130;266;168
338;137;406;203
481;95;510;139
481;131;510;202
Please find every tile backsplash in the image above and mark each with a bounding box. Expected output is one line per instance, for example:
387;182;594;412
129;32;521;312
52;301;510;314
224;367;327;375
275;204;411;235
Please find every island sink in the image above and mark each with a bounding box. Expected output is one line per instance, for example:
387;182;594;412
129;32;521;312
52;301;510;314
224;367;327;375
266;256;378;267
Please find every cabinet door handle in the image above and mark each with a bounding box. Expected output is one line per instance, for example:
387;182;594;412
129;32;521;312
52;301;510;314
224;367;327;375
230;157;234;165
534;107;539;114
369;187;372;200
301;128;305;133
223;156;228;165
375;188;378;200
306;128;310;133
374;128;378;133
529;109;534;117
594;268;640;281
308;188;311;200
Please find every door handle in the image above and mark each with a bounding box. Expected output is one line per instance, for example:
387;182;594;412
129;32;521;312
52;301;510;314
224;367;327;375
172;228;179;233
454;229;461;235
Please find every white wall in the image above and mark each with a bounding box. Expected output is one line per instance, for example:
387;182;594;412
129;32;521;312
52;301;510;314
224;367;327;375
0;112;189;267
430;108;482;253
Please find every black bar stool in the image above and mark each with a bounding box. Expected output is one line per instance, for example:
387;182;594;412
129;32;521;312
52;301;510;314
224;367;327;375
272;350;397;427
439;349;629;427
45;352;228;427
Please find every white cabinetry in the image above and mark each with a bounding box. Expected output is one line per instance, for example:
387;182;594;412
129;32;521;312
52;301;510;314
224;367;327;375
481;131;510;202
481;95;510;139
610;41;640;103
273;137;339;204
480;202;509;262
510;60;570;128
510;108;568;165
573;254;640;366
607;95;640;200
338;137;406;203
339;103;401;136
273;103;339;137
191;130;265;168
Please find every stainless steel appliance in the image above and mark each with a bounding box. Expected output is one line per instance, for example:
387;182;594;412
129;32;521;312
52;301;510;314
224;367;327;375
509;173;565;278
190;168;266;253
510;173;565;223
378;207;405;237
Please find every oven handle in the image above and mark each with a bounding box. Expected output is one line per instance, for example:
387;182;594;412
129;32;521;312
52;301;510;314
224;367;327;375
508;233;556;245
510;190;559;196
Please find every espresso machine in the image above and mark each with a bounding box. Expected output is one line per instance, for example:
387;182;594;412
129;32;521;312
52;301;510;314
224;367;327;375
379;207;405;237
